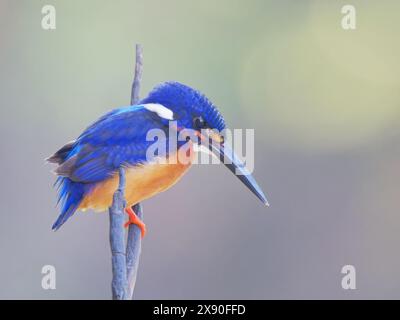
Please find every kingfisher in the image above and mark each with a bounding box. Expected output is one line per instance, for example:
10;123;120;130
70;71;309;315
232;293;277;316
47;82;268;236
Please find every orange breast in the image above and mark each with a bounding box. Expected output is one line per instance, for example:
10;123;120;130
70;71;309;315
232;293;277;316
79;143;194;212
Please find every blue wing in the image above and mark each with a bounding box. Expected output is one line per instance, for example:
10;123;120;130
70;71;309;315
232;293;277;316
49;104;173;230
55;105;169;183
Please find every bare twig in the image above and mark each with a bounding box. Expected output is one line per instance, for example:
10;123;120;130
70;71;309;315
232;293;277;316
109;167;128;300
109;44;144;300
126;44;144;299
126;202;143;299
131;44;143;106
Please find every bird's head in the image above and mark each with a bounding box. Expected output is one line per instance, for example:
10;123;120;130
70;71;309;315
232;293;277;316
141;81;268;206
141;81;225;131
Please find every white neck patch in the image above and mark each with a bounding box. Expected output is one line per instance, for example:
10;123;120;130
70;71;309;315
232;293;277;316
144;103;174;120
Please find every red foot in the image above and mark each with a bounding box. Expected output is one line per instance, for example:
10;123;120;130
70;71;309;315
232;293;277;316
124;207;146;239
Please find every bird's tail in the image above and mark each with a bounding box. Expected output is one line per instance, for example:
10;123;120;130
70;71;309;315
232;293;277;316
52;177;86;230
46;141;76;164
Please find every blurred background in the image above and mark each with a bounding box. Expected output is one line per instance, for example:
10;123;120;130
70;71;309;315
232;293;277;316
0;0;399;299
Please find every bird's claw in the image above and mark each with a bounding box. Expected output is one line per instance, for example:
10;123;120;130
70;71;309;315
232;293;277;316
124;207;146;238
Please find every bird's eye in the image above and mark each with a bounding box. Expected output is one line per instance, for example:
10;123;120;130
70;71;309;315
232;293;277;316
193;116;206;129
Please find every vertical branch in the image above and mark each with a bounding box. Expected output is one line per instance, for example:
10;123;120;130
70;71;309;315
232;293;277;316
109;167;128;300
131;44;143;106
126;44;144;299
109;44;143;300
126;202;143;298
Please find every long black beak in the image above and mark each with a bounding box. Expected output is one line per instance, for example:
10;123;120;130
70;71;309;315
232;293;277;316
208;141;269;206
